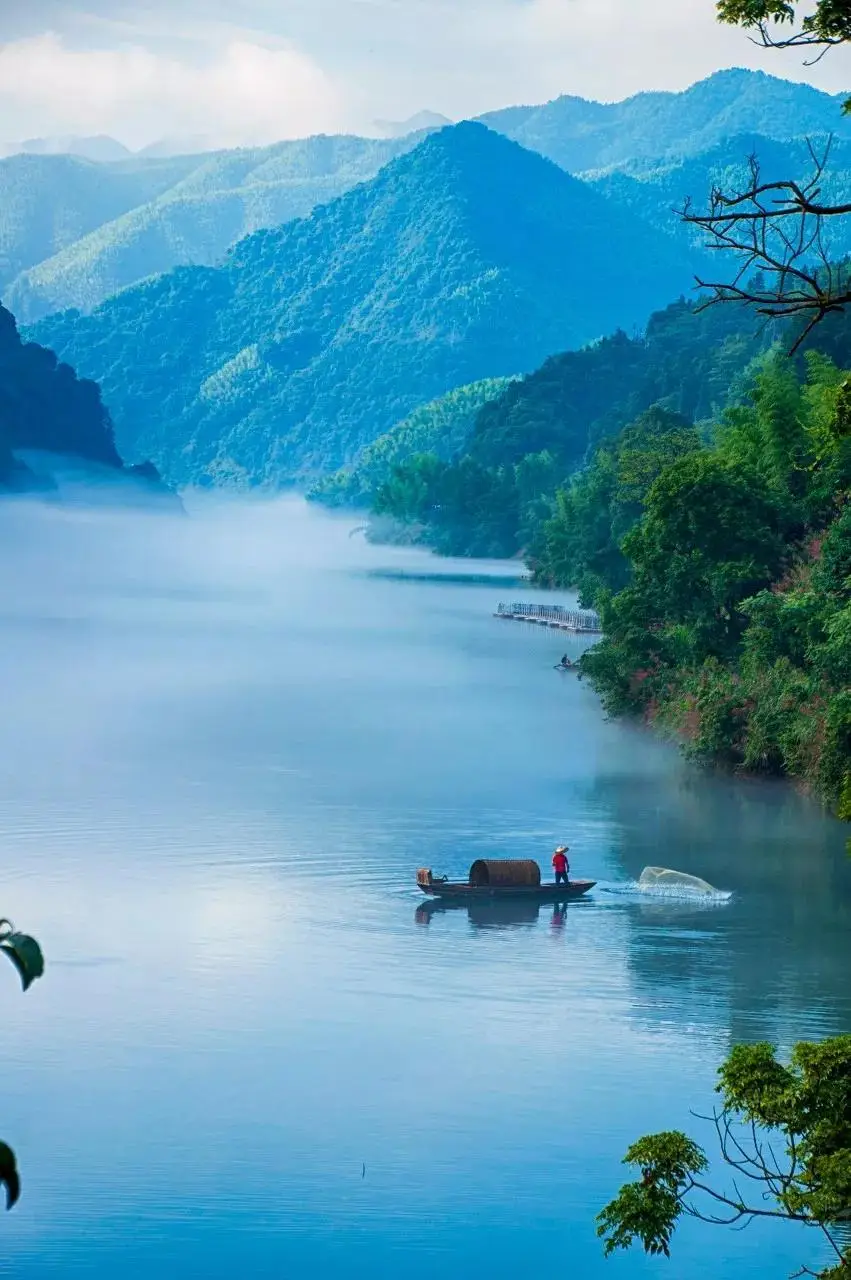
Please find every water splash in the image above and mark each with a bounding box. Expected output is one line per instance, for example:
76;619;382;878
602;866;733;904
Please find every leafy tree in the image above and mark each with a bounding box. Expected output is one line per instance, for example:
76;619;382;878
0;917;45;1210
620;450;789;655
598;1035;851;1279
579;350;851;813
530;406;701;599
718;1;851;61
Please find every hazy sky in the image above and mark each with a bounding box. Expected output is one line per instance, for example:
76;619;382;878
0;0;849;149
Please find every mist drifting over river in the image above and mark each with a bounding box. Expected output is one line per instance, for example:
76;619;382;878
0;493;848;1280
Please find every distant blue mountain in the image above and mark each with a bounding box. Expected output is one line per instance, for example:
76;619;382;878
479;68;851;172
5;69;851;321
29;123;700;486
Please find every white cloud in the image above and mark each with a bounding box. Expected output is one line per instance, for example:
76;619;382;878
0;0;849;149
0;32;347;149
417;0;850;116
498;0;849;101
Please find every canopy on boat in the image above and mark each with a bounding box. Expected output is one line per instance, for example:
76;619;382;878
469;859;541;888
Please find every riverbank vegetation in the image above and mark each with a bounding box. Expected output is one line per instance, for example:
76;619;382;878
309;377;516;510
372;337;851;817
369;300;777;553
547;351;851;818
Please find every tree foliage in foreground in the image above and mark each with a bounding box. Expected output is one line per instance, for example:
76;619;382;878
718;0;851;62
598;1036;851;1278
0;917;45;1210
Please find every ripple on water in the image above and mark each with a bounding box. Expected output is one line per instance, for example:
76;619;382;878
0;497;847;1280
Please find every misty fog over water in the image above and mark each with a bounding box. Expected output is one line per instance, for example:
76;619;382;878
0;494;849;1279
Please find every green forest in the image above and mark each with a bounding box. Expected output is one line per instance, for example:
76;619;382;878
369;299;777;554
310;376;517;508
371;303;851;818
552;352;851;818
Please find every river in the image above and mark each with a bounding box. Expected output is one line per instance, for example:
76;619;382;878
0;494;849;1279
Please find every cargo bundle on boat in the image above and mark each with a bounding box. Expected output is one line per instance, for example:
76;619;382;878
417;858;595;901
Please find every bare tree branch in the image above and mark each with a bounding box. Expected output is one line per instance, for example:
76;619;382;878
680;1104;850;1270
750;17;845;60
679;139;851;351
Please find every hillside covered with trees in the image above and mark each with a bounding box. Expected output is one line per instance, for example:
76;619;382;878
310;377;517;508
4;70;851;323
30;123;699;486
368;298;851;816
0;303;167;494
0;302;121;488
571;351;851;818
3;135;417;323
369;299;776;555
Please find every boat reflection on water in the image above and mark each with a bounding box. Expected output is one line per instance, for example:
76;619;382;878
415;897;578;930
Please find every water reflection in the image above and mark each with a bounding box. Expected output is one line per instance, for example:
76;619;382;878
364;568;527;587
0;494;847;1280
414;897;585;929
579;772;851;1044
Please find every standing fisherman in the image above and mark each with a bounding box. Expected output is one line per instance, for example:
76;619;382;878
552;846;570;885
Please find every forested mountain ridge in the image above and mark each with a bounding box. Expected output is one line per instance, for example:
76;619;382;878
3;69;850;321
0;302;135;490
591;134;851;261
370;299;781;557
4;134;419;323
0;151;196;298
29;123;700;486
481;68;851;173
311;377;517;508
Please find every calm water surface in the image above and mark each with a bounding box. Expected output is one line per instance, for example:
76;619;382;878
0;495;849;1279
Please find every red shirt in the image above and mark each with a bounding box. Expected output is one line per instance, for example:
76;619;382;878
553;851;568;874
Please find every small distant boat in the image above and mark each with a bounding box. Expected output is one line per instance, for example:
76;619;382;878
417;859;595;901
554;662;580;673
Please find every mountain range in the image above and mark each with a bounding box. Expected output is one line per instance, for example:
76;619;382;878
1;136;420;323
480;68;851;173
29;122;700;486
0;135;134;163
4;69;851;322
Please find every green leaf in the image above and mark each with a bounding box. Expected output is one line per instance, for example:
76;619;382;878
0;1142;20;1210
0;932;45;991
596;1131;708;1257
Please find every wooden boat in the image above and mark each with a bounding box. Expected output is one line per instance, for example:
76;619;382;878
417;858;595;901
